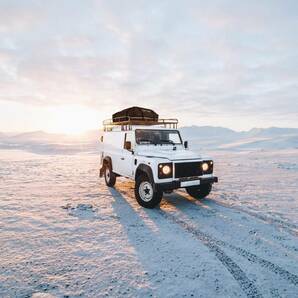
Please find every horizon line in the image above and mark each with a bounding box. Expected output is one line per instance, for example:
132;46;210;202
1;125;298;136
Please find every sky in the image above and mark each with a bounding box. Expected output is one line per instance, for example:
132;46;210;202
0;0;297;133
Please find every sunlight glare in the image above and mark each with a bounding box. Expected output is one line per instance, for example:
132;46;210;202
48;105;100;134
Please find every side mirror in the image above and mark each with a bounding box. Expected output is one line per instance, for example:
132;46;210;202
124;141;132;151
184;141;188;149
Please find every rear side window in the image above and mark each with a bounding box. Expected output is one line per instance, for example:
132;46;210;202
124;132;134;148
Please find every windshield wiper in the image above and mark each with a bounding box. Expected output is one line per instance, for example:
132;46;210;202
138;139;156;144
160;139;175;145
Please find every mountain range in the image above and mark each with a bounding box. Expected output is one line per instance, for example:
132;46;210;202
0;126;297;154
179;126;298;150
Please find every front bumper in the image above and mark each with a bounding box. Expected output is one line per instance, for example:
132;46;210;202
156;176;218;192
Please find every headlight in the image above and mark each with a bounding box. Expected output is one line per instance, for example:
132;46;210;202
162;165;171;175
202;162;209;171
158;163;173;179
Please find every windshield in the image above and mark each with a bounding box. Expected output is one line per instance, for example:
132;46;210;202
135;129;182;145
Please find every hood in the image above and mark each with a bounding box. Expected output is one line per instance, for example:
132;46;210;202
136;147;203;161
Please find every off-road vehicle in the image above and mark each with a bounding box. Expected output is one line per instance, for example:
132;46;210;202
99;106;218;208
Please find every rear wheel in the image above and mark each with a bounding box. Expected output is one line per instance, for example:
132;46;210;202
104;163;116;187
186;183;212;199
135;175;162;208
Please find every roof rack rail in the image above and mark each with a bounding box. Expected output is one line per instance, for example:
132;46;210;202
103;117;178;131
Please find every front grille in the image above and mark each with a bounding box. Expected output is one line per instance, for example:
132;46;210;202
175;162;203;178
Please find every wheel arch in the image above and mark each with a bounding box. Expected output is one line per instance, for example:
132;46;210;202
135;163;154;182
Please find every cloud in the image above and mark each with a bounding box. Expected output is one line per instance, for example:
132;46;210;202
0;0;45;33
0;0;297;130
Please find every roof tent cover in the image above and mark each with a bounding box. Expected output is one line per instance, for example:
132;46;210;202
112;106;159;123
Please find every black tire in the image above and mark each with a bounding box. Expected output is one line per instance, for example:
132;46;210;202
186;183;212;199
135;174;162;208
104;163;116;187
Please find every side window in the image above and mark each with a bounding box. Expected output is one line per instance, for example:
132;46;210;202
124;133;134;149
126;133;133;144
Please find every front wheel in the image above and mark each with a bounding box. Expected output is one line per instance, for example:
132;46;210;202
135;175;162;208
186;183;212;199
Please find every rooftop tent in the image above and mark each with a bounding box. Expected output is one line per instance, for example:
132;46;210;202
112;106;159;123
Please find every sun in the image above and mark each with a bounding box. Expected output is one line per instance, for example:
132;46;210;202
48;105;100;134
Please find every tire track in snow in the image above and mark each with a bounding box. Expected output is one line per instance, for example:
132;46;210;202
115;185;262;297
158;208;298;287
158;210;263;298
176;190;298;236
207;193;298;236
174;192;298;257
115;184;298;291
222;203;298;236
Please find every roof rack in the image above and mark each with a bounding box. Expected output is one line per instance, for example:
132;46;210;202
103;117;178;131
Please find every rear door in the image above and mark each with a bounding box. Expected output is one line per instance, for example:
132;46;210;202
118;132;134;177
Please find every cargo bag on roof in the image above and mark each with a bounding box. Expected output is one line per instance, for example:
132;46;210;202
112;106;159;123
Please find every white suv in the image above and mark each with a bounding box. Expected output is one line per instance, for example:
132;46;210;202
99;107;218;208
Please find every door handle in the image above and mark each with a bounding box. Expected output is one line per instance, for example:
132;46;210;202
121;157;125;160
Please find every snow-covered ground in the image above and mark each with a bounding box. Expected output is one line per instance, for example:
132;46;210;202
0;149;297;297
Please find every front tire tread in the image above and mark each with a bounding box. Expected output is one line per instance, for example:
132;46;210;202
104;163;116;187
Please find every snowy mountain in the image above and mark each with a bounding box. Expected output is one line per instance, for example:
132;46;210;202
0;130;100;154
179;126;298;150
245;127;298;138
0;126;297;154
180;126;238;138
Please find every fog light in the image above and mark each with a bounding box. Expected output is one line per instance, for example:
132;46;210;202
202;162;209;171
162;165;171;175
